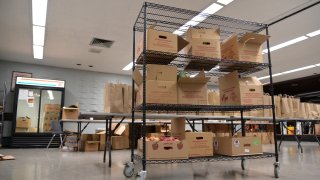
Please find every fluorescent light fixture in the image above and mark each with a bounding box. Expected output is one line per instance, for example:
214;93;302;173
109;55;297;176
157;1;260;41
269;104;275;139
47;90;54;100
173;3;223;35
122;62;133;71
32;0;48;26
258;63;320;80
33;45;44;59
33;25;45;46
262;36;308;53
282;65;316;74
306;29;320;37
217;0;234;5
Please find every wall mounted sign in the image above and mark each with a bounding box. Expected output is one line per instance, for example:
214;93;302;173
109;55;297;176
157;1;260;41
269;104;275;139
16;77;65;88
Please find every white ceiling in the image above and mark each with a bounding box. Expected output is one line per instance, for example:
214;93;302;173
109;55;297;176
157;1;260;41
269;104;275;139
0;0;319;83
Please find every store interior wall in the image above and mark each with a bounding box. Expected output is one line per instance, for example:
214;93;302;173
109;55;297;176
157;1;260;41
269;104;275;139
0;60;217;135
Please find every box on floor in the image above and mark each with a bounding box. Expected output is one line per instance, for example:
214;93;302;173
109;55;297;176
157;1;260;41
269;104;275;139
219;71;263;105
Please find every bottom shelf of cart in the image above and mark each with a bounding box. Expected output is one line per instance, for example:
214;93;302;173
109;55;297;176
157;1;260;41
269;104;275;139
133;152;275;164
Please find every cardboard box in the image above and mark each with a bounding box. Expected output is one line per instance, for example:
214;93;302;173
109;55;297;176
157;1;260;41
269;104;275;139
28;127;37;133
136;28;189;56
186;132;213;157
79;141;99;152
137;139;188;160
315;124;320;135
182;28;221;58
221;33;269;63
15;127;29;132
112;136;129;150
44;104;61;112
133;65;178;105
214;136;262;156
114;124;130;136
171;117;185;139
178;71;210;105
146;133;165;138
16;117;32;128
62;107;80;120
219;71;263;105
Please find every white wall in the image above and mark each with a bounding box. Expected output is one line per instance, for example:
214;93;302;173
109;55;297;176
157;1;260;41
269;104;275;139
0;60;131;112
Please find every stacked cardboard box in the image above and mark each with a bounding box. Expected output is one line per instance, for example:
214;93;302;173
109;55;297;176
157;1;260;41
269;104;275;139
62;107;79;120
219;71;263;106
221;33;269;63
182;28;221;58
98;124;130;151
42;104;61;132
177;71;210;105
79;134;100;152
16;116;34;132
134;64;178;105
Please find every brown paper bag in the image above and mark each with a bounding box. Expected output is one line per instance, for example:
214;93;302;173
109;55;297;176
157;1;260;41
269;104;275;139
305;103;313;119
122;84;133;113
281;95;291;118
263;94;272;117
299;103;307;119
208;91;224;116
104;83;124;113
274;95;281;118
292;98;300;118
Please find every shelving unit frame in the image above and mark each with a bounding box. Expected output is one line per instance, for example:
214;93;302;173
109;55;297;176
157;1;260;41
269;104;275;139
127;2;279;179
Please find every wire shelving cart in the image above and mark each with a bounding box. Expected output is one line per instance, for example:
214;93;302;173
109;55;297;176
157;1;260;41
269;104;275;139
124;2;279;179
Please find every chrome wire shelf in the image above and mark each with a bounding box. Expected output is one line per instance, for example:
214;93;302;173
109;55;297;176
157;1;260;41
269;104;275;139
134;153;275;164
135;104;272;112
133;2;266;40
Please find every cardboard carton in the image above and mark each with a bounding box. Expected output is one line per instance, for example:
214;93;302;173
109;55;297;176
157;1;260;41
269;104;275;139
136;28;189;56
62;107;80;120
137;139;188;160
79;141;99;152
16;117;32;128
219;71;263;105
15;127;29;132
171;117;185;140
178;71;210;105
186;132;213;157
221;33;269;63
112;136;130;150
182;28;221;58
44;104;61;112
214;136;262;156
133;65;178;105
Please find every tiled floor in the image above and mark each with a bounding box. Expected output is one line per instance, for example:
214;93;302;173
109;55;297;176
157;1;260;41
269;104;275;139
0;142;319;180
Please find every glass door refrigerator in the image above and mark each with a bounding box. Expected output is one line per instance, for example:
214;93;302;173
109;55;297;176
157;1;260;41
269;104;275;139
12;77;65;147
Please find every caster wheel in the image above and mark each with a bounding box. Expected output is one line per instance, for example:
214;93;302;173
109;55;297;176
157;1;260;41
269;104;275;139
123;162;134;178
274;162;280;178
241;159;246;170
136;170;147;180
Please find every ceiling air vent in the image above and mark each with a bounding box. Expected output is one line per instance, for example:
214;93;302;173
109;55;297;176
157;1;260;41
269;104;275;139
89;37;114;48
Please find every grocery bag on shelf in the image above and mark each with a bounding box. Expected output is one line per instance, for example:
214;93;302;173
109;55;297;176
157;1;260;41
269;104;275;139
292;97;301;118
274;95;281;118
281;95;292;118
299;103;307;119
263;94;272;117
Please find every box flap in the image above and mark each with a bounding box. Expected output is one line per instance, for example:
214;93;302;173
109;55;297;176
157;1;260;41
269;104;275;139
187;28;220;39
178;71;210;84
114;125;126;135
239;76;262;85
132;69;143;85
239;33;269;45
222;33;238;44
177;36;189;52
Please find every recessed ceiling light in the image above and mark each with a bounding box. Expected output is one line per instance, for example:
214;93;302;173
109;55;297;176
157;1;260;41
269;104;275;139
33;45;43;59
89;65;93;67
33;25;45;46
76;64;82;66
32;0;48;26
217;0;234;5
262;36;308;53
122;62;133;71
306;29;320;37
